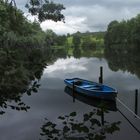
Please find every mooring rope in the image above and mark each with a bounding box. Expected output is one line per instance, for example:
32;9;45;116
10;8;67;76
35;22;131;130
116;97;140;134
116;98;140;120
117;108;140;134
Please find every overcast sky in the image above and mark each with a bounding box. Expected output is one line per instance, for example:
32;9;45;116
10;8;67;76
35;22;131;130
16;0;140;34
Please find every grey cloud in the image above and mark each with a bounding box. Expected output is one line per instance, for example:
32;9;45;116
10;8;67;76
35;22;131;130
62;2;140;32
15;0;26;5
54;0;140;8
16;0;140;13
15;0;27;11
16;0;140;34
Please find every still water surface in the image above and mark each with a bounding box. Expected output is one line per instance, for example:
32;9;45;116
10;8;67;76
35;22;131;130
0;56;140;140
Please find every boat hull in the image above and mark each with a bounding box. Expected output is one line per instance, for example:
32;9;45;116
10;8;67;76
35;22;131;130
65;86;117;111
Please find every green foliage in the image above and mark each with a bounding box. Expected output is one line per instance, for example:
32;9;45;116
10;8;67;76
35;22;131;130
104;14;140;77
1;0;65;23
44;29;57;47
105;20;129;47
44;29;67;49
105;14;140;47
40;109;121;140
131;14;140;44
57;32;105;57
81;36;96;51
72;33;81;47
67;36;73;46
0;0;65;48
0;1;42;47
55;35;67;46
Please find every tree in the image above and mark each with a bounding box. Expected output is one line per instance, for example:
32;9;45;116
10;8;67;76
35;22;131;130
72;33;81;47
105;14;140;48
44;29;57;47
0;0;65;23
104;20;119;46
1;0;63;48
25;0;65;22
81;36;96;51
131;14;140;45
55;35;67;46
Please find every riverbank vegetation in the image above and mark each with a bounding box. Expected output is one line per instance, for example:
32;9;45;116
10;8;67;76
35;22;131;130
105;14;140;50
104;14;140;78
0;0;65;48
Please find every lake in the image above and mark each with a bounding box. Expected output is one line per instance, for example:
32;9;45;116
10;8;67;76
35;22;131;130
0;55;140;140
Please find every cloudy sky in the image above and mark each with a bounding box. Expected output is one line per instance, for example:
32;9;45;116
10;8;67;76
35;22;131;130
16;0;140;34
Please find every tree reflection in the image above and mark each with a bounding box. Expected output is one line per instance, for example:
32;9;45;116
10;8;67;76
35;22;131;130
73;46;81;59
46;48;67;64
40;110;120;140
39;87;121;140
105;44;140;78
0;48;47;115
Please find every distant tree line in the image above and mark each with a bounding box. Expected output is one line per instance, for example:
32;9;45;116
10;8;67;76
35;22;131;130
72;31;104;49
42;30;105;58
45;29;67;47
105;14;140;49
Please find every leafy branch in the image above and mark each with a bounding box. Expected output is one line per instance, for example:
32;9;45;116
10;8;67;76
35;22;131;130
26;0;65;22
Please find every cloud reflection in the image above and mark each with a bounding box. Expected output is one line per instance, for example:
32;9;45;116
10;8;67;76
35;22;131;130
44;57;88;77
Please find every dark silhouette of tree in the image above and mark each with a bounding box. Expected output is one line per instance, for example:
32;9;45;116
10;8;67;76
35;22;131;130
0;48;47;115
26;0;65;22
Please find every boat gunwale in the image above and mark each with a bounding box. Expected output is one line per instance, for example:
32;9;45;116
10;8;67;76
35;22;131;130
64;78;118;94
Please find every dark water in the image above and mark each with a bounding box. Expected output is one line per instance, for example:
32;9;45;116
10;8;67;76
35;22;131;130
0;49;140;139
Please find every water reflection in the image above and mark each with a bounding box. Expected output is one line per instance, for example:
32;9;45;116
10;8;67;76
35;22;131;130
105;44;140;78
73;47;81;58
47;48;67;63
0;46;140;139
0;48;46;115
39;87;120;140
48;45;140;79
64;86;117;112
44;57;87;78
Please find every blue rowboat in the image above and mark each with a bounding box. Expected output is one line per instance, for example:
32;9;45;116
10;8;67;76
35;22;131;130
64;78;117;101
